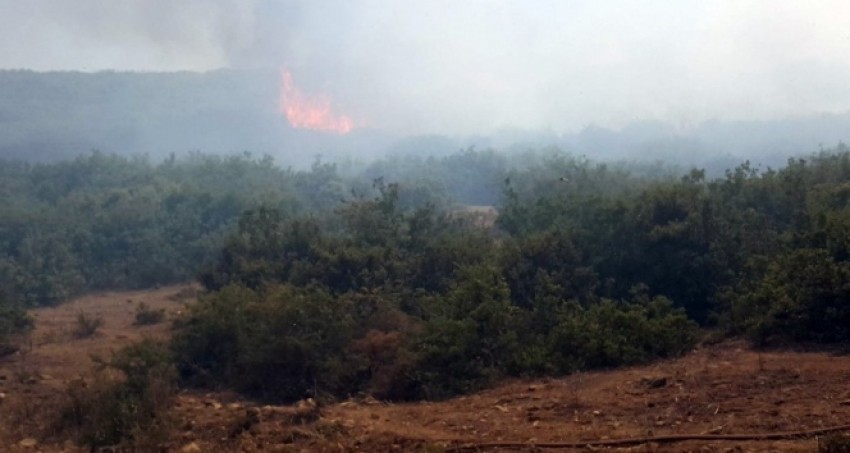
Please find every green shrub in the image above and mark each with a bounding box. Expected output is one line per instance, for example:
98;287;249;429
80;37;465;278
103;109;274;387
0;304;33;356
72;312;103;338
60;339;176;449
173;284;361;402
728;249;850;344
133;302;165;326
547;295;698;372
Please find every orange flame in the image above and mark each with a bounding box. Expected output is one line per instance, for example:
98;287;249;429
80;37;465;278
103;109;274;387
279;69;353;134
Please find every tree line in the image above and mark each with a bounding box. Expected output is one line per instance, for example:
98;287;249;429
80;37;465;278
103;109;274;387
4;145;850;402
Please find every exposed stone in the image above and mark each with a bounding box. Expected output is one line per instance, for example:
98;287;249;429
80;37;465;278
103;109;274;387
18;438;38;448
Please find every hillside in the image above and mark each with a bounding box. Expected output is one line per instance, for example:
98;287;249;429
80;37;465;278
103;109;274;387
0;70;395;166
3;70;850;171
2;286;850;452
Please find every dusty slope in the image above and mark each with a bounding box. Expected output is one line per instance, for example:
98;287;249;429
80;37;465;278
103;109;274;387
2;286;850;451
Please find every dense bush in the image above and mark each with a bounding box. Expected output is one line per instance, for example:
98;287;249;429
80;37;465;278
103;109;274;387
0;152;307;306
72;312;103;339
61;339;176;449
175;180;702;402
173;284;361;401
0;301;32;355
133;302;166;326
11;146;850;404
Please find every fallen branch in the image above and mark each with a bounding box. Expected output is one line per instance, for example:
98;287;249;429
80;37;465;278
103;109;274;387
446;423;850;451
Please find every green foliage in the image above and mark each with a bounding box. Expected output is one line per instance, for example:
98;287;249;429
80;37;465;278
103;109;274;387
409;264;521;398
0;151;318;305
14;145;850;405
729;249;850;343
173;284;361;402
547;292;697;372
0;299;32;355
133;302;165;326
61;339;176;449
72;312;103;339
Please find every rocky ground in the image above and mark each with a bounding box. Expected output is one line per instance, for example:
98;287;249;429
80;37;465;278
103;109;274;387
2;286;850;452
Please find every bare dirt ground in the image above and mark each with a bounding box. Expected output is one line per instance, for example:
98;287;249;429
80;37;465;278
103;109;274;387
3;286;850;452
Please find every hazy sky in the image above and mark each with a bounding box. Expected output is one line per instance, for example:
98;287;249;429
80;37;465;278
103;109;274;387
2;0;850;135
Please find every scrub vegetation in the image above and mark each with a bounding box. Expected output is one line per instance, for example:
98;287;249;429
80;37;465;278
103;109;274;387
3;145;850;406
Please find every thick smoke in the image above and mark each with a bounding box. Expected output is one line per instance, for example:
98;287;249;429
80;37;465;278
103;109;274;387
1;0;850;136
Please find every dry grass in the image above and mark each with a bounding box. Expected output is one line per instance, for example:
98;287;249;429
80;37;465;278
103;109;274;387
0;285;194;451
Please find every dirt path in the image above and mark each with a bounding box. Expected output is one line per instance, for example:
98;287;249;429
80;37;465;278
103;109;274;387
2;287;850;451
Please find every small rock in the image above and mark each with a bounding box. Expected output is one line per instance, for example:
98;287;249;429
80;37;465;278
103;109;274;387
181;441;202;453
204;399;222;410
18;438;38;448
227;402;243;410
527;384;543;392
495;405;509;413
592;410;602;416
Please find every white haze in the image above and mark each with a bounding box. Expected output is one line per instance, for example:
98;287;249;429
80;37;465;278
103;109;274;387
1;0;850;135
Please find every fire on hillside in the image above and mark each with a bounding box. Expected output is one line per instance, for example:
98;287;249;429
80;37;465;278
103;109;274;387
279;69;354;134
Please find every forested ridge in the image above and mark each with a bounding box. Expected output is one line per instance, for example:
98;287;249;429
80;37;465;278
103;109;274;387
4;145;850;405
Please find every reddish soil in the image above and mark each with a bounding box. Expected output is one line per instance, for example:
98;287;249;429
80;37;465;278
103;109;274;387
2;286;850;452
